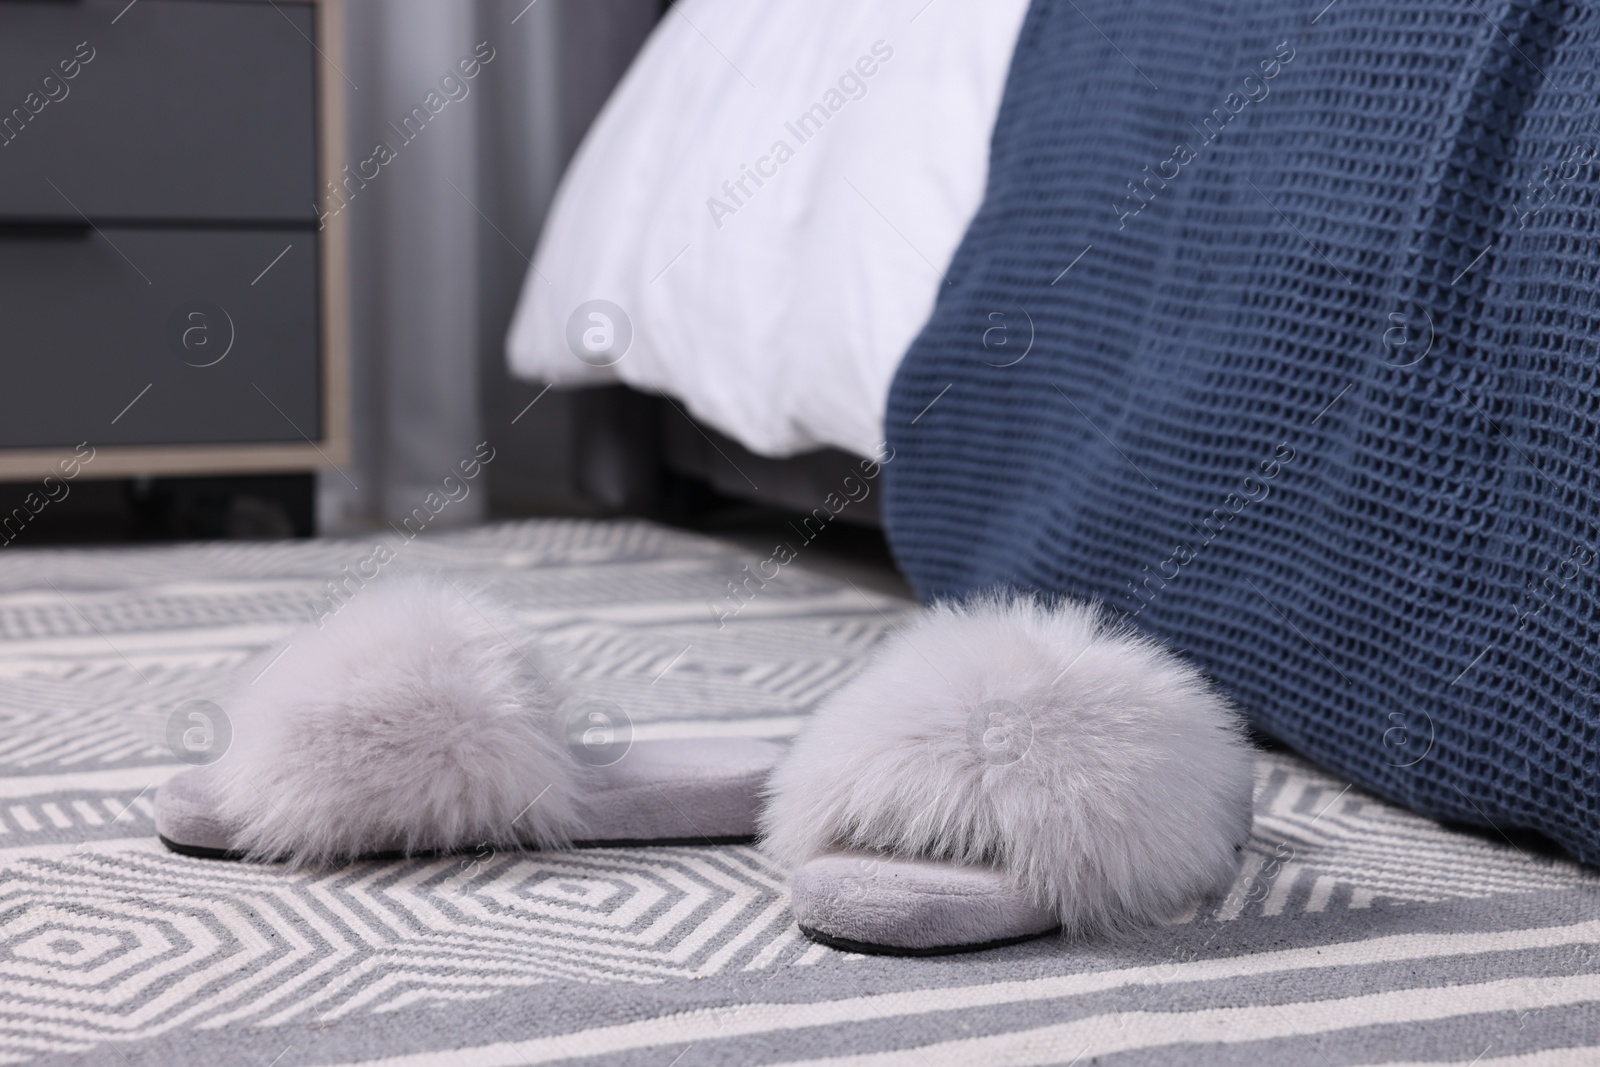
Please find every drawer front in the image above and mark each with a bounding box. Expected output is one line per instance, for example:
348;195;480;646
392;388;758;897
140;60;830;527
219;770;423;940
0;0;316;222
0;228;319;448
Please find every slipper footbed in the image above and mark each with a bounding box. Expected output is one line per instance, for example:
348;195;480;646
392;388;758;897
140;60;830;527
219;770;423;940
154;737;781;862
789;850;1060;954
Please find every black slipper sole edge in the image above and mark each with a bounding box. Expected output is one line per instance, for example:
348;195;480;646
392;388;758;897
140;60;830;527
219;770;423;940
796;922;1061;957
159;836;253;861
158;833;756;863
573;834;756;849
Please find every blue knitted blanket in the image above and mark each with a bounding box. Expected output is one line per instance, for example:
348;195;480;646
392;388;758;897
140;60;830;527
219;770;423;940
884;0;1600;862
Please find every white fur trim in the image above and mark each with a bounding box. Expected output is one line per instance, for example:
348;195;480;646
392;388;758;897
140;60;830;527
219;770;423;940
211;574;585;866
761;593;1254;935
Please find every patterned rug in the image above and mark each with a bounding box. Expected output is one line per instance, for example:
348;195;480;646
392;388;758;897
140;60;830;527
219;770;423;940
2;519;1598;1066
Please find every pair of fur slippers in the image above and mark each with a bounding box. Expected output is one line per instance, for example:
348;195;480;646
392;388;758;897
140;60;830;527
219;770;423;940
154;576;1254;955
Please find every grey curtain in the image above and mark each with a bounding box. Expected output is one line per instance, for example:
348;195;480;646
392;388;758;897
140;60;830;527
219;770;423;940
320;0;661;533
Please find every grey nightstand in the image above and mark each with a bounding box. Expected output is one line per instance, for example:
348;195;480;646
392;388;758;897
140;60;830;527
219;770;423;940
0;0;349;481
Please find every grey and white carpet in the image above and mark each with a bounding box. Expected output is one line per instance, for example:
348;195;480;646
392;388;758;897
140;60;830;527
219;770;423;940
1;519;1597;1066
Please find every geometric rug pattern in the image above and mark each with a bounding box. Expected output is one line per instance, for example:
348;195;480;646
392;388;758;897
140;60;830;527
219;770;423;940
2;520;1598;1065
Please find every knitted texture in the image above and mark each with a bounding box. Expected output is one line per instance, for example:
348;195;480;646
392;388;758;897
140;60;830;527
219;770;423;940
883;0;1600;862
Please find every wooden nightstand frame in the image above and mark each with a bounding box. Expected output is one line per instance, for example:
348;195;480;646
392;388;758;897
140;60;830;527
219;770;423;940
0;0;351;482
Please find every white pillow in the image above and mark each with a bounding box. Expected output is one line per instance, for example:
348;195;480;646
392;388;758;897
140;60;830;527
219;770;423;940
504;0;1028;459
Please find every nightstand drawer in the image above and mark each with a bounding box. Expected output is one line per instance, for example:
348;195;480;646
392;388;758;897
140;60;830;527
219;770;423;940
0;0;316;222
0;227;319;448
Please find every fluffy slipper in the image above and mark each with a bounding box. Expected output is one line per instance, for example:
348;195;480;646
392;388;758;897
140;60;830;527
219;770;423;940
154;575;778;866
761;593;1254;955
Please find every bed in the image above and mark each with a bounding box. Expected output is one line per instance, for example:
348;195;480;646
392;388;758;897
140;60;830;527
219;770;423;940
504;0;1030;520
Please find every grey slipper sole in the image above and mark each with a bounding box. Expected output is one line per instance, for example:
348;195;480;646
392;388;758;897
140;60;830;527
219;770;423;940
155;737;782;861
790;851;1060;956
